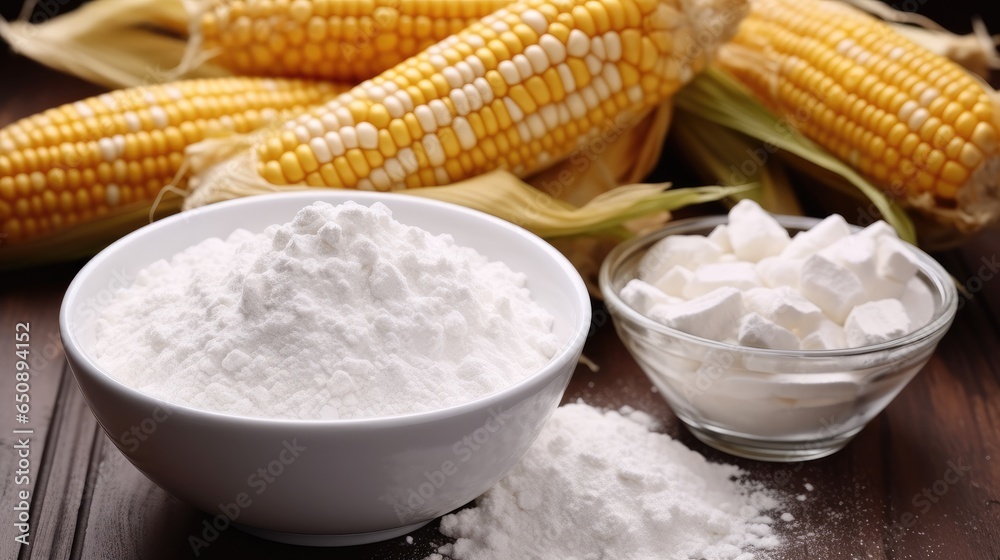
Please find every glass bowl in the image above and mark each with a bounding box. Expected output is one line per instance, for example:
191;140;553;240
599;215;958;462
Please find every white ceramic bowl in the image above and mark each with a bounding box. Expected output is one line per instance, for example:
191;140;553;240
60;191;590;546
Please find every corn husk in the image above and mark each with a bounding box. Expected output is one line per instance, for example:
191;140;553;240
181;163;747;240
670;110;804;216
0;0;224;89
674;68;918;244
408;171;749;239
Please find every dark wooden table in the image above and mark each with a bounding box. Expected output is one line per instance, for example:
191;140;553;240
2;42;1000;560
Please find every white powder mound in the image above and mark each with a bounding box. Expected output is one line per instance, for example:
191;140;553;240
94;201;559;420
431;403;781;560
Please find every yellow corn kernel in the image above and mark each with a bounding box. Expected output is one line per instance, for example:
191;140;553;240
0;77;343;246
718;0;1000;204
201;0;515;82
247;0;744;190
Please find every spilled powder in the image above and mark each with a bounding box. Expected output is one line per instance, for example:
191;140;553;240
429;403;781;560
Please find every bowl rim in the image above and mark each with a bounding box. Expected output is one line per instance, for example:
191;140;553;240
598;214;958;358
60;190;591;428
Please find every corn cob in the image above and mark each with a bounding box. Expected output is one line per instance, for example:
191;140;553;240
715;0;1000;228
190;0;747;195
198;0;515;82
0;77;343;246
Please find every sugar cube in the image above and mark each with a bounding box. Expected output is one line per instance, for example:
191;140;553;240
738;312;801;351
799;254;867;324
728;200;791;261
619;279;681;314
781;214;852;259
743;286;824;335
707;224;733;253
820;234;878;285
900;277;935;331
876;236;920;283
684;262;762;298
844;299;911;347
800;319;847;350
638;235;722;283
648;287;744;341
652;266;694;298
856;220;899;242
756;256;802;289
